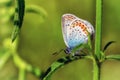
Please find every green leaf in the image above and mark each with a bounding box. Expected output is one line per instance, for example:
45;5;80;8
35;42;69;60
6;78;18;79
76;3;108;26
11;26;20;42
40;55;91;80
0;0;11;6
106;55;120;60
25;5;47;19
103;41;115;52
11;0;25;42
26;65;42;77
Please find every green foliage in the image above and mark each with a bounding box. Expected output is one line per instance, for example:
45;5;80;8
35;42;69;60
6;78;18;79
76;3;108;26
0;0;47;80
106;55;120;60
0;0;120;80
25;5;47;19
0;0;12;6
103;41;115;52
12;0;47;42
40;0;119;80
41;55;91;80
12;0;25;42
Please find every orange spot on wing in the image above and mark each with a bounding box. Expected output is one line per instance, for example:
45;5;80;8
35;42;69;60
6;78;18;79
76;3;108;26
64;15;76;21
79;22;89;35
81;24;84;29
83;26;86;31
71;20;89;35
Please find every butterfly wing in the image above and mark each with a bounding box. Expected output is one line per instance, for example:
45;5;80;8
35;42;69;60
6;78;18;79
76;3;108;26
61;14;77;47
62;14;94;48
67;19;88;48
80;19;95;35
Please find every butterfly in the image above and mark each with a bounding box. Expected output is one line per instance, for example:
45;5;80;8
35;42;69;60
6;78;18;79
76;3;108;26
61;13;94;55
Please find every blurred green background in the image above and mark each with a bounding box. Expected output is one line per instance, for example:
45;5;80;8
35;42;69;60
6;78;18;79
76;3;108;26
0;0;120;80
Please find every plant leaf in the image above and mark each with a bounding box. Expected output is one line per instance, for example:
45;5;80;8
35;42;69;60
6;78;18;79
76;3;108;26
25;5;47;19
0;0;11;6
106;55;120;60
40;55;90;80
11;0;25;42
26;65;42;77
103;41;115;52
40;56;80;80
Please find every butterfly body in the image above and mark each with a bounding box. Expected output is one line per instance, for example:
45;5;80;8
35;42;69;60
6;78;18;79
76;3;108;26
61;14;94;54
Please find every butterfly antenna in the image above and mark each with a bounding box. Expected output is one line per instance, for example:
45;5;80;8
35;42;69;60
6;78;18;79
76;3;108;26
52;49;64;55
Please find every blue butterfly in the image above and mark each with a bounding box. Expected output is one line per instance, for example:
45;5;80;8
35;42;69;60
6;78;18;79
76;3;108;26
62;14;94;54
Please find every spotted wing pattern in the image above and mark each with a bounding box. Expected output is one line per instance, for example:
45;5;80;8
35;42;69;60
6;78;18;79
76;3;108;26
62;14;94;48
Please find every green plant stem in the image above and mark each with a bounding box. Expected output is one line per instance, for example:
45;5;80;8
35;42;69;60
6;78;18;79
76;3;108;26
92;57;100;80
0;52;11;70
10;40;26;80
95;0;102;59
2;38;27;80
18;68;26;80
10;39;42;79
94;0;102;80
41;55;92;80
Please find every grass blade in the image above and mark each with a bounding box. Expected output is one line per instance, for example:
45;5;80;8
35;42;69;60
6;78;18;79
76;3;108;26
103;41;115;52
26;5;47;19
11;0;25;42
